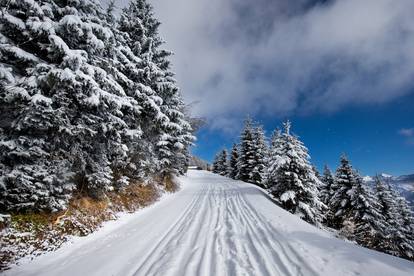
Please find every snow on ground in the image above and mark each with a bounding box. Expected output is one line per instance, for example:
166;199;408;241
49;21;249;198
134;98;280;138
5;171;414;276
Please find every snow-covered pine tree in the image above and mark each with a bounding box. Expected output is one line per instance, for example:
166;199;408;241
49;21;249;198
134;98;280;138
0;0;136;210
395;195;414;260
229;144;239;179
0;0;75;212
236;117;256;182
265;128;282;189
212;153;221;174
374;177;399;243
320;165;334;205
218;149;229;176
270;128;282;149
249;125;267;186
212;150;228;176
375;177;414;259
349;174;388;250
120;0;194;178
117;0;169;178
267;120;324;224
327;155;356;228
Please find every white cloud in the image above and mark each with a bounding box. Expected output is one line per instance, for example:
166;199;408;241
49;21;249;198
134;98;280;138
399;128;414;145
399;128;414;137
113;0;414;129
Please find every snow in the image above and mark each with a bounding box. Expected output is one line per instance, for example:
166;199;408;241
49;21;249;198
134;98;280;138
31;94;52;105
0;65;15;83
280;190;296;203
84;92;100;107
2;45;41;64
363;175;373;182
3;13;25;30
6;171;414;276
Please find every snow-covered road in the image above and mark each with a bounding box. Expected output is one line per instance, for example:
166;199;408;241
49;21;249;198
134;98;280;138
7;171;414;276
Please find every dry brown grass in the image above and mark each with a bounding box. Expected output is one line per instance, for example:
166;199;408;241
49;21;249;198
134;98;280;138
0;176;174;271
163;175;180;193
109;182;158;212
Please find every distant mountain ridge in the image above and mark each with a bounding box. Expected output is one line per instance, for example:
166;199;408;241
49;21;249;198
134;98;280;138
363;173;414;208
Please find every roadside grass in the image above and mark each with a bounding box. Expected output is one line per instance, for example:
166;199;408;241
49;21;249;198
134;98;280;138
0;177;179;271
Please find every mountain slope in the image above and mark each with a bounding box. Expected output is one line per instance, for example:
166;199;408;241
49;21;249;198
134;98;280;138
6;171;414;276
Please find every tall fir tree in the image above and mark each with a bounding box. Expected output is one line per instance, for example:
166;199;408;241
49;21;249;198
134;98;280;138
395;195;414;259
250;125;267;185
229;144;239;179
328;155;356;228
266;121;324;224
212;152;221;174
212;150;228;176
0;0;127;209
375;177;414;259
119;0;194;179
265;128;282;189
236;117;256;182
349;174;388;250
219;149;229;176
320;165;334;205
212;153;221;174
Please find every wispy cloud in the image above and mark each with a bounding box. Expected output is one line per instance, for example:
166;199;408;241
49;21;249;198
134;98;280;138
399;128;414;145
399;128;414;137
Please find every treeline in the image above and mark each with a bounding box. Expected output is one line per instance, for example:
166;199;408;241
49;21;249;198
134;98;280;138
0;0;194;213
213;118;414;261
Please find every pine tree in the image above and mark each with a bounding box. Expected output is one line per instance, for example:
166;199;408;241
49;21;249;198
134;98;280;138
212;150;228;176
350;174;388;249
236;118;256;182
218;149;229;176
320;165;334;205
250;125;267;185
212;153;221;174
127;0;194;177
267;121;324;224
265;128;282;189
328;155;356;228
229;144;239;179
375;177;414;259
395;195;414;259
0;0;130;210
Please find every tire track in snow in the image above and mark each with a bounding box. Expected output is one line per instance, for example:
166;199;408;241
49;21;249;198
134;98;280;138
131;177;317;276
129;181;208;276
230;190;294;276
235;187;317;276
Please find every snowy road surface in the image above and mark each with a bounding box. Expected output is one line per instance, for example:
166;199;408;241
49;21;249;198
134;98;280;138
6;170;414;276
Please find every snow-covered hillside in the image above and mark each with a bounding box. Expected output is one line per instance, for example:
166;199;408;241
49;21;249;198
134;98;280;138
6;171;414;276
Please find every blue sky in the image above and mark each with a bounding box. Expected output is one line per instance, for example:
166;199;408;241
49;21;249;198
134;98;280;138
192;92;414;176
142;0;414;176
